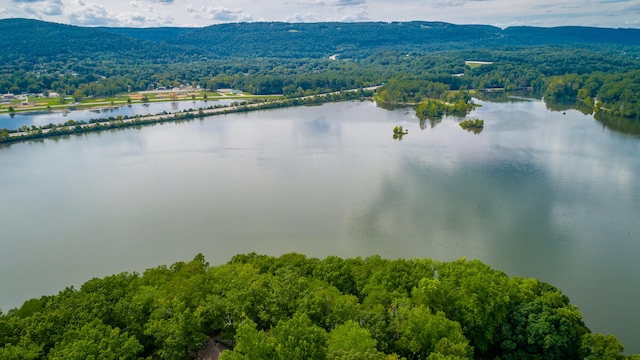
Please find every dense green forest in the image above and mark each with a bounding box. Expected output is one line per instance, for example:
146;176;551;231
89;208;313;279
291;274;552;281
1;19;639;125
0;253;637;359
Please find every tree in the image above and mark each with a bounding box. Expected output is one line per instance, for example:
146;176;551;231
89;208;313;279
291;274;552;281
0;343;41;360
327;320;386;360
497;291;588;359
270;312;327;360
581;333;626;360
47;319;142;360
391;303;472;359
144;298;207;360
219;319;275;360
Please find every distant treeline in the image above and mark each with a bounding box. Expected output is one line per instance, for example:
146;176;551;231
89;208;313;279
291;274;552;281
1;253;637;359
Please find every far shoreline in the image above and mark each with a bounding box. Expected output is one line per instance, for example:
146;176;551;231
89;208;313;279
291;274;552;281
0;88;376;145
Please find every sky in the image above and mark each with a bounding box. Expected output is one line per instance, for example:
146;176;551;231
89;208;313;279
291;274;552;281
0;0;639;29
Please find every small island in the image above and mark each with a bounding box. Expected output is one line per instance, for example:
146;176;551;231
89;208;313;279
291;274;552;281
393;125;409;140
393;125;409;135
459;118;484;134
459;118;484;129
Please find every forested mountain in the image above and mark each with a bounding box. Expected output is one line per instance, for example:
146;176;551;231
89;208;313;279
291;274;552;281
0;19;205;63
164;21;640;58
164;21;505;58
96;26;197;42
503;26;640;46
3;18;640;61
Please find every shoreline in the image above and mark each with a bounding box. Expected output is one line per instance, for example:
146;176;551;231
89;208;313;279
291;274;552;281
0;94;282;116
0;88;376;145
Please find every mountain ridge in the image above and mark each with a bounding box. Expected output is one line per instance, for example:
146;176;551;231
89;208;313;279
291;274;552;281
2;18;639;61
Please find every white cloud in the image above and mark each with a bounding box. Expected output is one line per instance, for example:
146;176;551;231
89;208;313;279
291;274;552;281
338;6;369;21
285;12;319;22
68;0;119;25
115;11;174;26
335;0;366;6
295;0;326;5
187;5;253;22
43;3;63;15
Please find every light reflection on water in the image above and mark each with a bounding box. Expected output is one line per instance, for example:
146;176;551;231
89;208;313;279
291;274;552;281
0;99;639;352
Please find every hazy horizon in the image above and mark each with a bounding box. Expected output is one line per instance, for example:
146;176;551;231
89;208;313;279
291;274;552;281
1;0;639;29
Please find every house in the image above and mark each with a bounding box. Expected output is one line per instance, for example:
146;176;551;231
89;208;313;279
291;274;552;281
1;93;14;103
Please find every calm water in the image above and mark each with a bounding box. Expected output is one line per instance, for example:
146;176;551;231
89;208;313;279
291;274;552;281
1;99;639;352
0;99;234;130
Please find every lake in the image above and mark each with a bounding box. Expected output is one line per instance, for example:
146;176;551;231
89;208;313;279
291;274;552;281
1;98;639;352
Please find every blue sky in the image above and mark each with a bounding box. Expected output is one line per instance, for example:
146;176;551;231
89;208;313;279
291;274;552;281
1;0;639;28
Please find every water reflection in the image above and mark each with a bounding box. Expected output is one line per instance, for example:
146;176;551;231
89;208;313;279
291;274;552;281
473;90;541;103
545;98;594;116
595;111;640;137
419;117;442;130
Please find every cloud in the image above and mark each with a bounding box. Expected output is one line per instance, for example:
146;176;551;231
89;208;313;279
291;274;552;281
187;5;253;22
15;0;62;18
431;0;490;8
335;0;366;6
68;0;119;25
285;12;319;22
43;3;63;15
295;0;326;4
114;11;174;26
339;7;369;21
151;0;174;3
11;0;43;3
625;3;640;12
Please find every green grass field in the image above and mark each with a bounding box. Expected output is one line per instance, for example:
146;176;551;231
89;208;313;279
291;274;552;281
465;61;494;68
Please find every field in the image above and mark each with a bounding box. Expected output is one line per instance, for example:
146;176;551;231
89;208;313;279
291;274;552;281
465;60;494;68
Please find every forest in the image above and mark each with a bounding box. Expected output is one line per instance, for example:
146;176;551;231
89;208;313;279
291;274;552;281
1;253;638;360
0;19;639;124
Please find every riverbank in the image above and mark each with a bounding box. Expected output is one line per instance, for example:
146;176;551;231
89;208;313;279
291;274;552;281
0;92;281;115
0;88;375;145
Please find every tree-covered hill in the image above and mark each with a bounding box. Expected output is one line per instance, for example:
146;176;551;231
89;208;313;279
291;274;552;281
164;21;506;58
0;253;637;359
96;26;198;42
0;18;205;63
165;21;640;58
503;26;640;46
3;18;640;61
